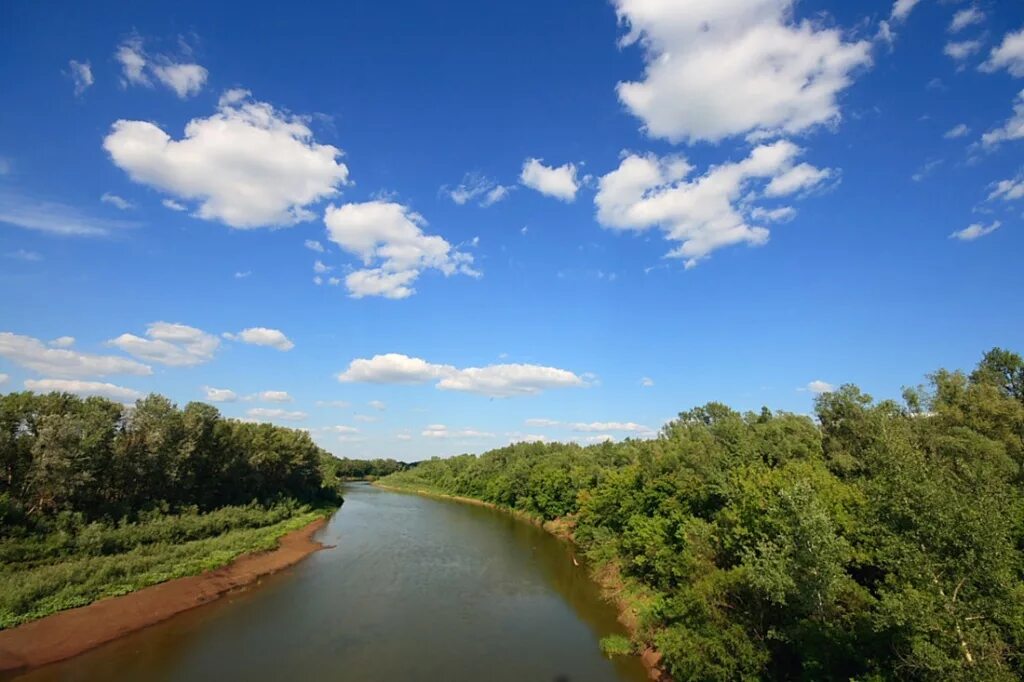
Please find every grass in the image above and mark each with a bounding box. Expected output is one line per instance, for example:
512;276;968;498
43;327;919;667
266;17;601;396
0;503;331;630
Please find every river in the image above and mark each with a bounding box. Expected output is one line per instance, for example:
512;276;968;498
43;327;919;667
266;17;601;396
14;483;648;682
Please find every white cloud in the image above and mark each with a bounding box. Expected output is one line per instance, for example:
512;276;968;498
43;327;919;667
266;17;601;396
595;140;831;268
24;378;142;401
570;421;649;433
116;38;149;86
203;386;238;402
162;198;187;212
763;163;834;197
981;28;1024;77
943;123;970;139
421;424;495;439
338;353;586;397
324;201;479;299
234;271;251;279
525;418;560;427
911;159;943;183
108;322;219;367
988;176;1024;201
313;259;332;274
353;414;378;423
101;193;134;210
396;433;413;441
49;336;75;348
949;8;984;33
944;40;982;62
981;90;1024;147
368;400;386;411
6;249;43;262
0;332;151;377
0;374;7;385
68;60;93;96
224;327;295;351
950;220;1000;241
890;0;922;22
104;90;350;228
247;407;307;422
613;0;871;143
444;173;512;207
640;376;655;387
315;425;360;435
256;390;292;402
304;239;325;253
519;158;580;201
115;37;207;98
749;206;796;223
151;63;208;99
803;380;835;394
0;190;133;236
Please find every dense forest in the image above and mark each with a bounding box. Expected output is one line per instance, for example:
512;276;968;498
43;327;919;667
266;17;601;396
326;456;409;481
383;349;1024;681
0;391;344;628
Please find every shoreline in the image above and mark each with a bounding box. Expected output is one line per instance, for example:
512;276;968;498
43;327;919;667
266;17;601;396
0;516;329;676
372;482;671;682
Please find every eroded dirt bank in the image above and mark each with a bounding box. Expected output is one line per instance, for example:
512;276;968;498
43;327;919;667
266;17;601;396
0;517;328;675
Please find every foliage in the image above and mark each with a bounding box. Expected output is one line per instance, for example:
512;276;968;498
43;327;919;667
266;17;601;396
384;348;1024;681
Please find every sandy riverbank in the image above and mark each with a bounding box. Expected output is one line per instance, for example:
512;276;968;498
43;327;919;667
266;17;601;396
0;517;328;675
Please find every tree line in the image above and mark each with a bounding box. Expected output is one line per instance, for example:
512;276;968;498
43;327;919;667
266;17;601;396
0;392;343;532
384;349;1024;681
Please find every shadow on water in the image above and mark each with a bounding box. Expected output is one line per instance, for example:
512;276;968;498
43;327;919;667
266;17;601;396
11;483;647;682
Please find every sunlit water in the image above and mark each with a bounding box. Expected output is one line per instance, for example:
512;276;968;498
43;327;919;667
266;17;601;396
14;483;647;682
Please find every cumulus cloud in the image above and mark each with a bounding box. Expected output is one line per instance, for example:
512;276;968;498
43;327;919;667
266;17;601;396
444;173;512;207
247;407;307;422
0;332;151;378
162;198;187;212
304;239;325;253
981;28;1024;77
570;421;649;433
49;336;75;348
203;386;238;402
950;221;1000;241
0;374;7;385
988;176;1024;201
613;0;871;143
108;322;219;367
67;60;93;96
981;90;1024;147
324;201;479;299
115;37;207;98
944;40;982;62
421;425;495;439
368;400;386;411
804;379;835;394
24;378;142;401
224;327;295;351
525;418;560;427
519;158;580;201
337;353;586;397
949;8;984;33
256;390;292;402
104;90;350;228
595;140;832;268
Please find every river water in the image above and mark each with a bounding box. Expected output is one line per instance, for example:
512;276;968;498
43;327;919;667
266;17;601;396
16;483;648;682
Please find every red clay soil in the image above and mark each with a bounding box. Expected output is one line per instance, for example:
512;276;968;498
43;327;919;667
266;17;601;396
0;517;328;675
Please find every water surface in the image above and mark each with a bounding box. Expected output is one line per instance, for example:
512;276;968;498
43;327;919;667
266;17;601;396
16;484;647;682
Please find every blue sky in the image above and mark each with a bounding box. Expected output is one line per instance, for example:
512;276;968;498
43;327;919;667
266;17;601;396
1;0;1023;459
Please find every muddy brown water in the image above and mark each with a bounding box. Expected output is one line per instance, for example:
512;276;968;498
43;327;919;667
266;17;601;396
12;483;648;682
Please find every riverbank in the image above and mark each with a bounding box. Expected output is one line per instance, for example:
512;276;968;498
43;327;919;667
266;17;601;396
373;481;671;682
0;516;329;675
